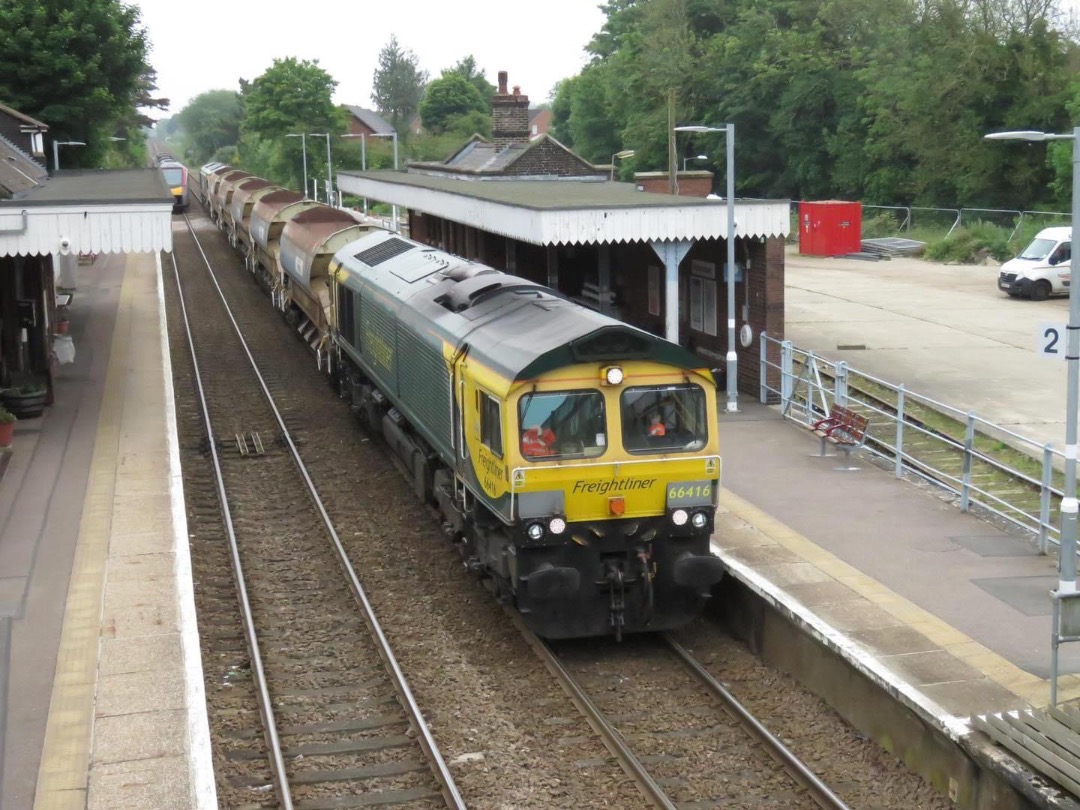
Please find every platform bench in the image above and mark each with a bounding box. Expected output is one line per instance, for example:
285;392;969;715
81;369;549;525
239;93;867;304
810;404;869;469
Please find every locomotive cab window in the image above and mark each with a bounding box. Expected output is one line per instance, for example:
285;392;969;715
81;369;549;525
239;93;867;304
479;392;503;457
519;390;606;461
621;384;707;454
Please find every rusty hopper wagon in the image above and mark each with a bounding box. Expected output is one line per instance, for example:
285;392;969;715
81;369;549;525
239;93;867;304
277;206;371;359
228;178;279;251
248;190;322;296
211;169;251;224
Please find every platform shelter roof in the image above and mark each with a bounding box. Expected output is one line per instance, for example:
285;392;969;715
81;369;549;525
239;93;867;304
0;168;173;257
336;169;790;247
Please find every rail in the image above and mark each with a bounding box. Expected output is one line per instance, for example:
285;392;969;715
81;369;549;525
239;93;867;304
177;213;467;809
510;611;676;808
759;333;1068;555
663;635;849;809
170;250;294;809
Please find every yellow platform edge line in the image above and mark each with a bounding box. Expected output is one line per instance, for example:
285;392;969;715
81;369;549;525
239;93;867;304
717;487;1043;702
33;257;137;810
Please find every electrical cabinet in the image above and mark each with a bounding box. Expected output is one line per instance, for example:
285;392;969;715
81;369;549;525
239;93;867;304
799;200;862;256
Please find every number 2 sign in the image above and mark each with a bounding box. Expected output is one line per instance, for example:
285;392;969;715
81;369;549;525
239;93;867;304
1039;322;1068;360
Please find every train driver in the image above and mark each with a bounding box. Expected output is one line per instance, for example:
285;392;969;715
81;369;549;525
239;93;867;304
647;413;667;437
522;425;557;458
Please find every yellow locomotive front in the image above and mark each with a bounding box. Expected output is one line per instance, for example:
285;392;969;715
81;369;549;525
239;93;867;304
497;359;725;639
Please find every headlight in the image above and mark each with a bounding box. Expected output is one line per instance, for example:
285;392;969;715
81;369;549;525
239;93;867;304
691;512;708;529
548;517;567;535
603;366;624;385
671;508;689;526
527;523;545;540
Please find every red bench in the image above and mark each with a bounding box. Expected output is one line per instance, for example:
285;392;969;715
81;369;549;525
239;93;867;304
810;404;869;470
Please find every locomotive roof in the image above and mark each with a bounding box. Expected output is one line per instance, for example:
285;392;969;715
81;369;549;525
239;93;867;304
335;232;703;383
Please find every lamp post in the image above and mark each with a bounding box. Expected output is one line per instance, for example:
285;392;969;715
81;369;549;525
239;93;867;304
285;133;308;198
369;131;399;231
341;133;368;214
987;128;1080;600
51;140;85;172
611;149;635;181
310;133;333;204
675;124;738;413
683;154;708;171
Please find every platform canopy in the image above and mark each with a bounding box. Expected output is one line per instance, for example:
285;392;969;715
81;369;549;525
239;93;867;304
336;170;790;247
0;169;174;257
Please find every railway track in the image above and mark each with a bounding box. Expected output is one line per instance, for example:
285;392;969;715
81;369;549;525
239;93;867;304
167;214;465;809
514;614;849;809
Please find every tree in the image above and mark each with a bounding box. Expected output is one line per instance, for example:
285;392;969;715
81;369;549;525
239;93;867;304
0;0;152;166
444;55;495;102
372;35;428;133
239;57;338;140
238;57;341;194
179;90;242;165
419;75;487;135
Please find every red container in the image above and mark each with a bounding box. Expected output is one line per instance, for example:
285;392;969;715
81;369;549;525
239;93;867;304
798;200;862;256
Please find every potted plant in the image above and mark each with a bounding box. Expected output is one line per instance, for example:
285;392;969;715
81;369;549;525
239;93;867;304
0;406;15;448
2;383;47;419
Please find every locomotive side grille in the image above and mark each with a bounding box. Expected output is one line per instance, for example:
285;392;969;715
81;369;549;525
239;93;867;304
397;327;453;457
354;237;414;266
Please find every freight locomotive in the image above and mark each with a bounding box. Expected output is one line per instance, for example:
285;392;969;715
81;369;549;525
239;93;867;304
195;162;726;639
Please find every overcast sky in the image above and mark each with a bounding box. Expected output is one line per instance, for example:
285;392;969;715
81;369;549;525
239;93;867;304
131;1;608;117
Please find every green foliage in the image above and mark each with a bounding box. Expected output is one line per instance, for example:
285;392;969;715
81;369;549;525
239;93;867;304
178;90;242;166
860;213;901;239
924;222;1011;263
0;406;14;425
239;58;338;142
419;75;487;135
0;0;153;167
443;56;495;103
574;0;1075;209
236;58;342;193
444;110;491;140
372;35;428;134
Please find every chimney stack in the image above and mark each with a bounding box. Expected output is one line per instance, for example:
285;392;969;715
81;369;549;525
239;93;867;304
491;70;530;148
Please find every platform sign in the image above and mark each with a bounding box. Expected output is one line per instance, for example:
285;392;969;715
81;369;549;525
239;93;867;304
1038;322;1068;361
1060;592;1080;638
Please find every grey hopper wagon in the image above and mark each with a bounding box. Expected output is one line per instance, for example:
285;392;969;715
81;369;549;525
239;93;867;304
228;178;279;251
248;190;321;282
278;206;375;334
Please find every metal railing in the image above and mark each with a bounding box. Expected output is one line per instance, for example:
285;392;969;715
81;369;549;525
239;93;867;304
791;201;1069;244
759;333;1066;553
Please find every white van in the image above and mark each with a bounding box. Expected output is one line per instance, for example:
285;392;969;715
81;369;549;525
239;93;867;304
998;226;1071;300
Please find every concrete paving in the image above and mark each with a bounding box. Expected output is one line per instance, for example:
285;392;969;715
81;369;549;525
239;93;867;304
0;252;213;810
783;248;1071;449
0;254;124;810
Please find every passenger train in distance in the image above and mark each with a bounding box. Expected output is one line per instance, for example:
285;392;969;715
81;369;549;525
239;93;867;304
198;162;726;640
158;159;189;212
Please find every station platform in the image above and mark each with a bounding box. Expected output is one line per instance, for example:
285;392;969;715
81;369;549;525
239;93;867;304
713;400;1066;708
1;242;1078;808
0;250;214;810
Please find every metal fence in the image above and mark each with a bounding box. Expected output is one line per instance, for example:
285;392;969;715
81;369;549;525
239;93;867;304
759;333;1066;554
790;201;1071;243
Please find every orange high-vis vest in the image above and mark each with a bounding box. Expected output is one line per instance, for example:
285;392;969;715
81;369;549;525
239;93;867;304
522;427;557;457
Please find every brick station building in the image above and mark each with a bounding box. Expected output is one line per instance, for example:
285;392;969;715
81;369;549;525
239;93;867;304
338;72;790;397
